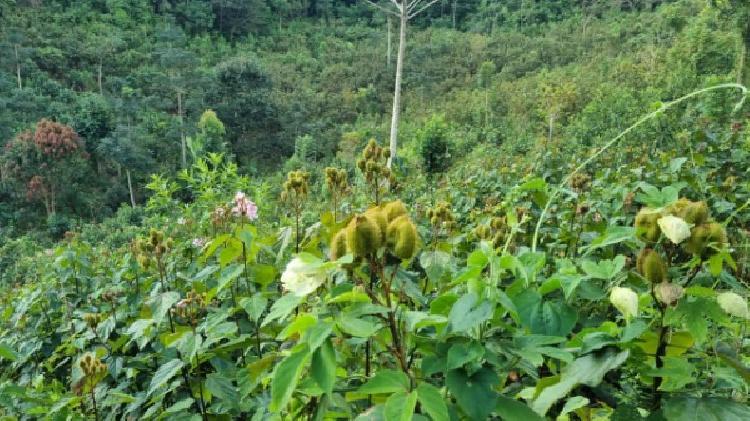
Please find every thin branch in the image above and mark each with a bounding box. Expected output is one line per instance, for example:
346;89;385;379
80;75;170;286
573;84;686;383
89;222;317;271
408;0;439;19
406;0;424;13
389;0;403;12
364;0;400;17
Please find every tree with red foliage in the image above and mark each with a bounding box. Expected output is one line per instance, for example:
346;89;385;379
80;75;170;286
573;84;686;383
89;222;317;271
1;119;89;216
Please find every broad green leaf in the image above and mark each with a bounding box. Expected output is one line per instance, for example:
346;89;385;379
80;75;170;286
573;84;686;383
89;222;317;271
216;263;244;295
357;370;410;395
662;397;750;421
278;313;317;340
559;396;589;418
580;226;635;256
252;264;278;288
147;359;185;397
311;339;336;395
514;290;577;337
420;250;451;282
384;391;417;421
531;349;629;416
303;321;334;352
270;344;311;412
446;341;484;370
240;294;268;322
580;256;625;280
0;343;18;361
219;239;242;266
448;293;494;334
152;291;180;326
495;395;543;421
205;373;239;406
337;315;381;338
716;341;750;383
446;366;499;420
416;383;448;421
647;356;695;391
262;294;303;327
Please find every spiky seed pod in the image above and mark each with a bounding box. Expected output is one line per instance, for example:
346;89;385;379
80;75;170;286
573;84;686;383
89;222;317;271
668;198;708;225
383;200;408;223
635;208;661;242
473;224;491;240
364;206;388;242
636;248;667;283
490;217;505;231
386;216;419;260
685;222;727;255
346;215;382;257
330;230;348;260
492;231;505;248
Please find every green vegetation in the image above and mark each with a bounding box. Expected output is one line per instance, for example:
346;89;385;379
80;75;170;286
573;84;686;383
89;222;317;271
1;0;750;419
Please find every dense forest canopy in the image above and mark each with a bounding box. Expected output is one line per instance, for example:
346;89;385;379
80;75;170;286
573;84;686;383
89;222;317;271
4;0;747;235
1;0;750;420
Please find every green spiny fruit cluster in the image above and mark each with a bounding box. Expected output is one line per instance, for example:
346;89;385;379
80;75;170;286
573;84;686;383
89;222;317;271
685;222;728;256
281;170;310;202
666;198;708;225
324;167;348;192
133;229;173;268
83;313;105;329
636;248;667;283
569;172;591;190
332;201;419;260
357;139;395;189
472;215;507;247
634;198;718;249
635;208;661;243
427;201;456;230
172;290;208;321
78;352;107;388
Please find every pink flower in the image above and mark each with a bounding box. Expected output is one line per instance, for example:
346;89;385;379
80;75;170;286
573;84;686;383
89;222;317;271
232;191;258;221
192;238;207;248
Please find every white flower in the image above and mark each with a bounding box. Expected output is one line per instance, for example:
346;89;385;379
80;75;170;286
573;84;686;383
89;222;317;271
657;215;691;244
280;257;327;297
610;286;639;320
177;217;187;225
717;292;749;319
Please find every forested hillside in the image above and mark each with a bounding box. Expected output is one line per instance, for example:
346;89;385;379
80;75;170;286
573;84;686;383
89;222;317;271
1;0;750;420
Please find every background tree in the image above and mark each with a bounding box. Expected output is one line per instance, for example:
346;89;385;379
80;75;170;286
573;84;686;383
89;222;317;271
97;124;154;208
1;120;90;216
418;114;452;180
209;55;282;167
154;25;198;169
364;0;440;167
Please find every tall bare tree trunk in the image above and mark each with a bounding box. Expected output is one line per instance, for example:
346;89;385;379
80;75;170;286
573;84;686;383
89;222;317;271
98;59;103;95
387;16;392;68
126;169;136;207
388;5;407;168
452;0;456;29
742;23;750;87
178;91;186;169
14;44;22;90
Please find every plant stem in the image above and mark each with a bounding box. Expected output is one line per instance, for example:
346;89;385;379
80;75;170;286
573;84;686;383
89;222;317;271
90;386;100;421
